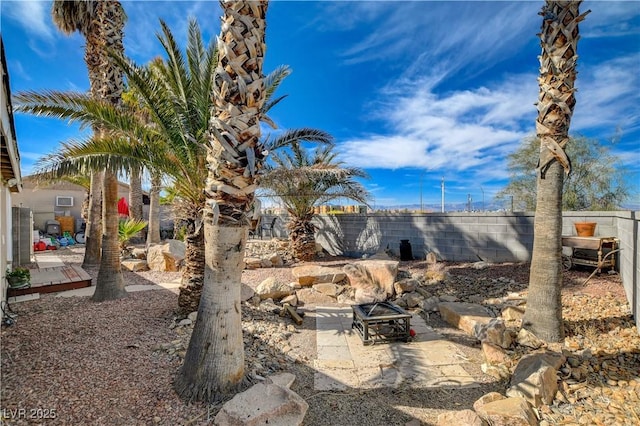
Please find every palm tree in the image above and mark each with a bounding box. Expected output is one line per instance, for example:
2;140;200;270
174;0;269;402
261;139;369;260
118;218;147;254
50;0;128;301
51;0;103;266
522;1;590;342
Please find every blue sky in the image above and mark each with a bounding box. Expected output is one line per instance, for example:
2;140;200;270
2;1;639;209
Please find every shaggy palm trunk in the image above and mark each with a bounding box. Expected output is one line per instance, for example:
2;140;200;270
93;171;126;301
289;212;316;261
177;221;205;315
175;226;246;401
83;171;103;266
91;0;127;302
129;165;143;220
147;172;161;245
175;0;267;402
523;1;588;342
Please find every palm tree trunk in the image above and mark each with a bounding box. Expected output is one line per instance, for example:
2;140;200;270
177;220;205;316
147;172;161;245
91;0;127;301
93;171;127;301
175;0;268;402
128;165;143;220
523;1;589;342
289;213;316;261
83;170;103;266
525;163;564;340
174;225;247;401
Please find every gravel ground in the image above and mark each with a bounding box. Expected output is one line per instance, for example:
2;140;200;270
1;244;638;425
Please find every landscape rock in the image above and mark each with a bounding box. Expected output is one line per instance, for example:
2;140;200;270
147;239;185;272
501;306;525;322
296;288;339;305
393;278;419;295
422;296;440;312
438;302;494;335
354;287;387;304
187;311;197;322
403;292;424;308
474;397;537;426
506;352;565;406
241;283;255;302
281;294;298;307
269;253;284;267
343;259;399;299
131;248;147;260
481;363;511;380
121;259;149;272
474;318;511;348
244;257;263;269
517;328;544;349
473;392;506;412
312;283;340;298
472;261;492;270
482;342;510;365
291;265;346;286
437;409;485;426
256;277;293;300
214;373;308;426
439;294;458;302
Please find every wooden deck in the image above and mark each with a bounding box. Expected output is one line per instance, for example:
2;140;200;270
7;265;92;297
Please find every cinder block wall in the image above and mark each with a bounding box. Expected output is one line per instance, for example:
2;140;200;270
614;212;639;320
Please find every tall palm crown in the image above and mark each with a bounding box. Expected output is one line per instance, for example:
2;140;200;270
260;140;369;260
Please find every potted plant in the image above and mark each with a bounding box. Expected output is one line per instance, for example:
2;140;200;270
6;267;31;289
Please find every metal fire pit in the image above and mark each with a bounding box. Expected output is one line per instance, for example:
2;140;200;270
352;301;412;345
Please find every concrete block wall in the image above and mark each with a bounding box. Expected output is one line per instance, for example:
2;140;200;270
614;212;639;320
312;212;537;262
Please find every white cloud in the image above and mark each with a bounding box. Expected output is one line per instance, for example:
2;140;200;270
572;53;640;134
2;0;54;40
333;1;540;82
339;74;537;184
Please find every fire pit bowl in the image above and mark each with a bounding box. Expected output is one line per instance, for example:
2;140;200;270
352;301;412;345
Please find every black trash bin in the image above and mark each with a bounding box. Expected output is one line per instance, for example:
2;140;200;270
399;239;413;261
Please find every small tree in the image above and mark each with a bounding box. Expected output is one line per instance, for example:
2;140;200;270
261;141;370;260
497;135;630;211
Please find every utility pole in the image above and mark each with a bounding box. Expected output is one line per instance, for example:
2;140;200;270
481;186;485;212
441;176;445;213
419;172;423;213
467;193;472;212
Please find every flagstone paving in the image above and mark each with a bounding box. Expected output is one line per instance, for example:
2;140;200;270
312;306;480;391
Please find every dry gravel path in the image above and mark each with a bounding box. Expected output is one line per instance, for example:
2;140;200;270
1;245;638;425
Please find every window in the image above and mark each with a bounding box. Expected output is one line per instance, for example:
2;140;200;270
56;196;74;207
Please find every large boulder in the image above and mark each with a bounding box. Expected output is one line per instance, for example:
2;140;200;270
438;302;494;335
437;409;485;426
474;318;512;349
214;373;308;426
474;397;537;426
291;265;346;286
506;352;565;406
343;259;399;299
256;277;294;301
121;259;149;272
147;239;185;272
